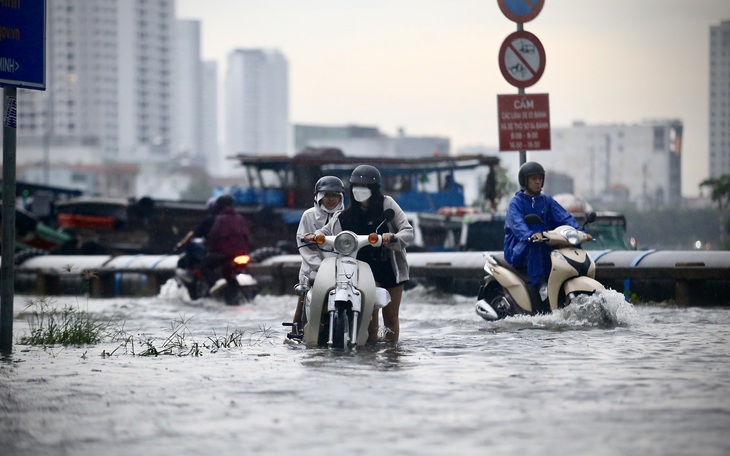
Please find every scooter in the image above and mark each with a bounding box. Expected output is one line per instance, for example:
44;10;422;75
475;211;603;321
175;238;258;305
284;209;395;349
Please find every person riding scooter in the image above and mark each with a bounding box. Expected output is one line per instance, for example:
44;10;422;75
204;194;251;294
504;161;590;312
289;176;346;335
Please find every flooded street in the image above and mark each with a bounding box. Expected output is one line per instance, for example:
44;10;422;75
2;284;730;456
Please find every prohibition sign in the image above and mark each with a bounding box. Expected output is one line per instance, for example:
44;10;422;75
498;30;546;89
497;0;544;24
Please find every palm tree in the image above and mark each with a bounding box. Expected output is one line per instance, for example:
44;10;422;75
700;175;730;209
700;175;730;248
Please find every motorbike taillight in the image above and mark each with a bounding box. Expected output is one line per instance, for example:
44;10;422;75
233;254;250;266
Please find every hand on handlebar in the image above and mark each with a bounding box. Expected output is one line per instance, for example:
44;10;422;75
382;232;396;246
529;232;545;242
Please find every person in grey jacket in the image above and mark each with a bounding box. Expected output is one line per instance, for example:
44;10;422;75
305;165;414;343
291;176;345;330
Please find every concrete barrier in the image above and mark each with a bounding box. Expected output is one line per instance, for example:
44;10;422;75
12;250;730;305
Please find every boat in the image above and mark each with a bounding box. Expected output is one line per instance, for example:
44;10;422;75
10;151;501;256
225;147;500;212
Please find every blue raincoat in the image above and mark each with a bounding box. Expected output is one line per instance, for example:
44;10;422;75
504;190;580;286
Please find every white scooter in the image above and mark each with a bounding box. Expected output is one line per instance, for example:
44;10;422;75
284;209;394;349
475;212;604;320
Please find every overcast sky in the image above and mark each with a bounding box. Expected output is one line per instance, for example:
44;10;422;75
177;0;730;197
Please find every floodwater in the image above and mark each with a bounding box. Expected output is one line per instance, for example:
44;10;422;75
1;283;729;456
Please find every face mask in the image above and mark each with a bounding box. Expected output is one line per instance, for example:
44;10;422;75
352;187;372;203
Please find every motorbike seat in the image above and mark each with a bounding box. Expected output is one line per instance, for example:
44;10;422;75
490;252;533;285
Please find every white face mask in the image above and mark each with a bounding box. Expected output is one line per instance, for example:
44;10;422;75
352;187;372;203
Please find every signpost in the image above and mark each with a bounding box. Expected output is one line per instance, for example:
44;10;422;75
498;94;551;151
497;0;545;24
496;0;549;164
1;0;47;356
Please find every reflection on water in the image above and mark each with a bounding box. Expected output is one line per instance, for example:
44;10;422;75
2;284;729;456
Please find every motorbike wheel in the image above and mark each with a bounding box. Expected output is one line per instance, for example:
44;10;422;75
185;279;207;301
331;306;349;350
481;288;512;320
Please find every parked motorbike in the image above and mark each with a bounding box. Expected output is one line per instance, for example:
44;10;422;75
175;238;258;305
475;211;604;321
283;209;395;349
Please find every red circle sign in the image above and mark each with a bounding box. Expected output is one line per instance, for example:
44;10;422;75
497;0;544;24
498;30;546;89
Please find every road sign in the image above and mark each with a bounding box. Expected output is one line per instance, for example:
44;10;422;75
497;93;550;151
498;30;546;89
0;0;46;89
498;0;544;23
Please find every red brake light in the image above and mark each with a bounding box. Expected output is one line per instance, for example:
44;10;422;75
233;255;250;265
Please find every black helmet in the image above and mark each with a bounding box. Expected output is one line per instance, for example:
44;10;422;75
518;161;545;188
215;194;235;209
350;165;381;186
314;176;345;194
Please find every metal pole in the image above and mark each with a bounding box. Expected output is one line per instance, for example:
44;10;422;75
1;86;18;355
516;22;526;166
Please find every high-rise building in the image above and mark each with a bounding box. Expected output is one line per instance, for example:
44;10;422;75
12;0;174;168
710;20;730;178
542;120;683;210
225;49;289;159
172;19;204;166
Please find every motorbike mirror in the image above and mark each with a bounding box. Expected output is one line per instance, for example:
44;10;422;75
524;214;543;225
582;211;597;230
375;208;396;233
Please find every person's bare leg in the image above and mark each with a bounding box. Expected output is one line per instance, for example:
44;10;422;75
382;284;404;343
367;308;379;343
292;295;304;334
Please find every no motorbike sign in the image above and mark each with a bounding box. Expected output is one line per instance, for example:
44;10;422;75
498;93;551;151
499;30;546;89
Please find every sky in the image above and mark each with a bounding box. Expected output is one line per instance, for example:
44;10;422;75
176;0;730;197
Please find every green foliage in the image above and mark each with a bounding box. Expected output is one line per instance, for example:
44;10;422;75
180;181;213;201
700;175;730;209
19;297;107;346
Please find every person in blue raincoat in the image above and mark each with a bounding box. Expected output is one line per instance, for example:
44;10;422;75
504;162;585;296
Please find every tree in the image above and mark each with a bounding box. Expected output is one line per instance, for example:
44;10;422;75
700;175;730;249
700;175;730;209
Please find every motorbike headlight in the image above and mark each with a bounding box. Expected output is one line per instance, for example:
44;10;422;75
334;232;358;255
561;228;581;245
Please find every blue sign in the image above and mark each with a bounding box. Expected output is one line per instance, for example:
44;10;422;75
0;0;46;90
498;0;544;23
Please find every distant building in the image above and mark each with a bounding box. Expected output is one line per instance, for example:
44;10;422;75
543;120;683;210
172;19;205;167
17;163;139;197
294;124;381;153
225;49;289;158
295;124;450;158
5;0;177;197
710;20;730;178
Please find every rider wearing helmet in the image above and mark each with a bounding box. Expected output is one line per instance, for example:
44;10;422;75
504;161;582;309
204;194;251;291
290;176;346;332
296;176;346;282
307;164;414;344
174;196;220;253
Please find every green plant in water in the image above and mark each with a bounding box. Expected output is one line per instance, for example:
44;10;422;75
19;296;107;346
